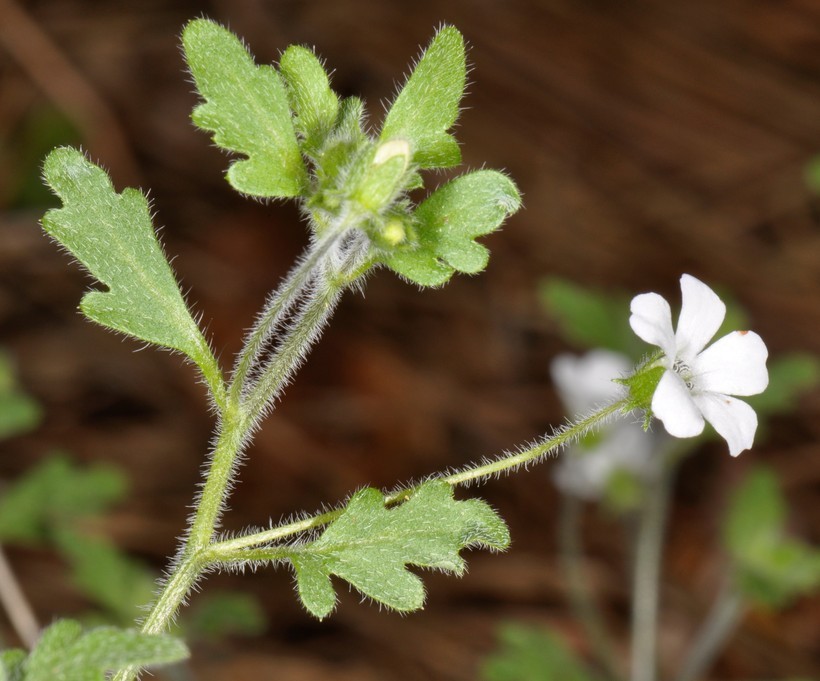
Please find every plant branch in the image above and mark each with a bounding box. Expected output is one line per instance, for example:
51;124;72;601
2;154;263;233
674;581;745;681
208;399;630;556
629;461;672;681
559;496;622;681
0;545;39;649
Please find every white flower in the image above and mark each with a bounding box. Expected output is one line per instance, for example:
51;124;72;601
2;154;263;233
551;350;656;499
629;274;768;456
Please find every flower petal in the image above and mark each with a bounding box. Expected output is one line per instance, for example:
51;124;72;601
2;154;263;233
692;330;768;396
675;274;726;361
693;392;757;456
630;292;676;358
652;370;705;438
551;350;630;415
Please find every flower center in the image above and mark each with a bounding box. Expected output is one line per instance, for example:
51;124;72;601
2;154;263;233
672;358;696;391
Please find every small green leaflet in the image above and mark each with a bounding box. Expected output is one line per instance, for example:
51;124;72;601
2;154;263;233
380;26;466;169
9;619;187;681
183;19;307;197
41;148;218;389
385;170;521;286
280;45;340;157
289;481;509;619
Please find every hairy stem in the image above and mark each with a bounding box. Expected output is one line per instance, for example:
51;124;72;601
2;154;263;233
675;582;745;681
208;399;629;556
230;229;343;402
559;496;622;681
630;463;671;681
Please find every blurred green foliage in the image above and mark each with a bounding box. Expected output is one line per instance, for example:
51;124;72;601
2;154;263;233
724;467;820;608
0;353;41;440
481;624;597;681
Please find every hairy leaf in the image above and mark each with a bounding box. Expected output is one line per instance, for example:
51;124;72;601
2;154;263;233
183;18;307;197
385;170;521;286
380;26;466;169
289;481;509;618
0;650;25;681
23;619;187;681
41;148;215;377
280;45;339;156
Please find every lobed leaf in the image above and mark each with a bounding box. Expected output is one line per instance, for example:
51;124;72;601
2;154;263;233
183;19;307;197
41;148;216;380
380;26;466;169
385;170;521;286
288;481;509;619
280;45;340;156
23;619;187;681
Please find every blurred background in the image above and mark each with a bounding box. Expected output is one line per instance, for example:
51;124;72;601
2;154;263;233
0;0;818;678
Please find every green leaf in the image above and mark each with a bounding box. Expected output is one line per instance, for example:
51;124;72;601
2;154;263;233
41;148;216;380
289;480;509;619
280;45;340;156
724;467;820;607
0;650;25;681
385;170;521;286
24;619;188;681
380;26;466;169
481;624;596;681
539;279;638;357
55;532;156;624
0;454;126;543
746;354;820;416
182;18;307;197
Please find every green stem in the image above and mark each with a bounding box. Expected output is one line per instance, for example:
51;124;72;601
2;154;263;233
559;496;622;681
230;229;343;403
674;582;745;681
630;462;672;681
208;399;629;556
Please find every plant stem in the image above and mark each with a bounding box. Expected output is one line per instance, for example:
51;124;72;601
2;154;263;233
674;582;745;681
559;496;622;681
230;229;343;402
629;462;671;681
0;545;39;649
208;399;629;555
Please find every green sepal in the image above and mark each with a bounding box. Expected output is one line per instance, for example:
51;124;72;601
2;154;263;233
182;18;307;197
22;619;188;681
280;45;340;156
384;170;521;286
618;357;665;419
41;149;219;388
289;480;509;619
380;26;466;169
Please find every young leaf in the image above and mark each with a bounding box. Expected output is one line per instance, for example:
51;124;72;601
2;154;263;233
380;26;466;169
384;170;521;286
182;18;307;197
289;480;509;619
41;148;218;386
279;45;340;156
24;619;188;681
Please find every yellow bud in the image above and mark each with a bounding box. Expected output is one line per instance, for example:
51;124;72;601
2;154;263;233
381;219;406;246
